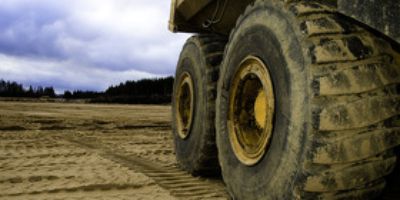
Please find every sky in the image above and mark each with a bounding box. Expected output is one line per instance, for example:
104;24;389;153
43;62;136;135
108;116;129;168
0;0;189;93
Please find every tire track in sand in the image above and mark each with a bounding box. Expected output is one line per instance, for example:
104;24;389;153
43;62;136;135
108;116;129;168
0;134;176;200
66;136;230;200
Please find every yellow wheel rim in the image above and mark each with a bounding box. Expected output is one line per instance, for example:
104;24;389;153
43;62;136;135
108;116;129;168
228;56;275;166
176;72;195;139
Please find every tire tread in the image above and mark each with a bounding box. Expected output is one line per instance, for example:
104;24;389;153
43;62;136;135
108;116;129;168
288;0;400;197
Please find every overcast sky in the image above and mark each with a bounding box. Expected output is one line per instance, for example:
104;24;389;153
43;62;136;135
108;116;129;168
0;0;189;92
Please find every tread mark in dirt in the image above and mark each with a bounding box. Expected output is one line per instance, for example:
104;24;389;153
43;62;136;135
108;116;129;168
65;136;230;200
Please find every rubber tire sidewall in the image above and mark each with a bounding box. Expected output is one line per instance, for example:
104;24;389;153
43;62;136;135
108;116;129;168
216;2;311;199
172;40;209;174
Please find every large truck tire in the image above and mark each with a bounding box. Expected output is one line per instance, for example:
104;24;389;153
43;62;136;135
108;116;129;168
172;34;226;175
216;0;400;199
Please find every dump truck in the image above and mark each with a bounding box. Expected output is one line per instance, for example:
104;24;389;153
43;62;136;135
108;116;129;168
169;0;400;199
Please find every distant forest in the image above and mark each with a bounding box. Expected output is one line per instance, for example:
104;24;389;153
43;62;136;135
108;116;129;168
0;77;174;104
0;80;56;98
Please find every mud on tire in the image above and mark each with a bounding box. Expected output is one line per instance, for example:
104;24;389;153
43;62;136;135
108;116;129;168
216;0;400;199
172;34;227;175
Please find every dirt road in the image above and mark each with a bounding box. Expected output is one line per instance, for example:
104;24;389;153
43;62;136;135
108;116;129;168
0;102;229;200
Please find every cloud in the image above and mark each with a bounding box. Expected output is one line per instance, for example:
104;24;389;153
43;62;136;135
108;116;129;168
0;0;190;91
0;53;162;93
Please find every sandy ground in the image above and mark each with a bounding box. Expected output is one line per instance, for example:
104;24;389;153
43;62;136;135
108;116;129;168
0;102;228;200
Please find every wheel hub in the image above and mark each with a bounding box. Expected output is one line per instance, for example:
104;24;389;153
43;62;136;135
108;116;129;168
228;56;275;166
176;72;194;139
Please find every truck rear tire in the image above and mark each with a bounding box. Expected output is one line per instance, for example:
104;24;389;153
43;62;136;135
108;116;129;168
172;34;226;175
216;1;400;199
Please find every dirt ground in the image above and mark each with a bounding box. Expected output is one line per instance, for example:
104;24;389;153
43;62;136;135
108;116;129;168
0;101;228;200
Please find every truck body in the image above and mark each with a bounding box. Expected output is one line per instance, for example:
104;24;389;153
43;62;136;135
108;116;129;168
170;0;400;44
169;1;400;199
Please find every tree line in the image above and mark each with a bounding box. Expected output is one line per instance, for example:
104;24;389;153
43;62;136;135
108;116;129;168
0;77;174;104
0;80;56;98
65;76;174;104
91;76;174;104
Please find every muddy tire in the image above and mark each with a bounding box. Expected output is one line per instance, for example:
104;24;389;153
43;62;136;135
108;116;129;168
172;34;226;175
216;0;400;199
